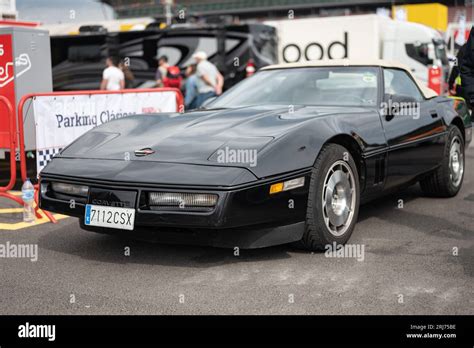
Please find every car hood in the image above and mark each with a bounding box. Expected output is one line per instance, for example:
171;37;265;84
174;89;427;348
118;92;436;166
59;105;370;176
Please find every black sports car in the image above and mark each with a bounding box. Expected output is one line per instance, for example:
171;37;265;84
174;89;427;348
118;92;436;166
39;60;472;250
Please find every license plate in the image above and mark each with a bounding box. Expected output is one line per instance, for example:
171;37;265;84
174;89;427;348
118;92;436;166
85;204;135;230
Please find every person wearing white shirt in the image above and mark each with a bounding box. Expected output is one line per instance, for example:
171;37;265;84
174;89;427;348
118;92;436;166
100;56;125;91
193;51;224;107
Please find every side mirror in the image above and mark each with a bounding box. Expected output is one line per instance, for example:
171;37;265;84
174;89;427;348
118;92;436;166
448;56;457;64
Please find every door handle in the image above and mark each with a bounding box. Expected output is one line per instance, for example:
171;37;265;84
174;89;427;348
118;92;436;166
430;111;438;118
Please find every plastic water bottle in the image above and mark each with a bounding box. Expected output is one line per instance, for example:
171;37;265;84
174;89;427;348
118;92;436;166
22;179;35;223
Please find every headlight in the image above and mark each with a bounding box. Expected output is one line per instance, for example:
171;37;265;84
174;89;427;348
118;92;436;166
149;192;218;208
51;182;89;197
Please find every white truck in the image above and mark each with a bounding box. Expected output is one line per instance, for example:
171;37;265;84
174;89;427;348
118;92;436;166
265;14;449;94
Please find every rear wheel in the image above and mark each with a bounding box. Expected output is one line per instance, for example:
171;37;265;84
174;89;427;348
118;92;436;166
297;144;360;251
420;125;465;197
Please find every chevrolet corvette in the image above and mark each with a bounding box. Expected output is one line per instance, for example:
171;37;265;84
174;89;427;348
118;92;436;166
39;60;472;250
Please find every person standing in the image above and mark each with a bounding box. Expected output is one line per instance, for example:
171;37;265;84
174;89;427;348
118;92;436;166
460;29;474;107
119;59;135;89
192;51;224;107
449;44;466;98
155;55;169;87
100;56;125;91
184;64;199;110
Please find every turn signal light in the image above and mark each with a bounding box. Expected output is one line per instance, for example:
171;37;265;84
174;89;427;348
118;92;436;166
269;182;284;194
269;177;305;194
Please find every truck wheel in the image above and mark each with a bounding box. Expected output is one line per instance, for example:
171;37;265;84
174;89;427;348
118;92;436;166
297;144;360;251
420;125;465;197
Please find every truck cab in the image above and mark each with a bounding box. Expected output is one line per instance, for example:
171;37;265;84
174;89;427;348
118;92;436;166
381;18;449;95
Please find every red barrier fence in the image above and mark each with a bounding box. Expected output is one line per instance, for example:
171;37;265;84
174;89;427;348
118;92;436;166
0;95;23;206
2;87;184;224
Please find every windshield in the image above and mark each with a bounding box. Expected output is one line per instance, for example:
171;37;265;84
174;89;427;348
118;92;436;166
209;67;379;109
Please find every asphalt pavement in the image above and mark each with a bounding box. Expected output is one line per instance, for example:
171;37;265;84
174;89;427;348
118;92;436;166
0;142;473;315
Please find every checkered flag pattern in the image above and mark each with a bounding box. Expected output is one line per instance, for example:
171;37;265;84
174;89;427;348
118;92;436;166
37;147;63;172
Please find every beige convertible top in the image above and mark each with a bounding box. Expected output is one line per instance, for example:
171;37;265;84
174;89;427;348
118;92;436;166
261;59;438;99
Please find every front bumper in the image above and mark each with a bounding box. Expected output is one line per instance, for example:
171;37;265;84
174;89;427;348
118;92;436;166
39;169;311;248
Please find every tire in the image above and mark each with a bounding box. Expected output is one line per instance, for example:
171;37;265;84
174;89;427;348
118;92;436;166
420;125;465;198
296;144;360;251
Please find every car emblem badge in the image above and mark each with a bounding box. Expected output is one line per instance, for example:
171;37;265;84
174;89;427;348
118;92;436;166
134;148;155;157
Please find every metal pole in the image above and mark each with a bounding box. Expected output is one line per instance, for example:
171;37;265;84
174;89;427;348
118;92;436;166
164;0;174;26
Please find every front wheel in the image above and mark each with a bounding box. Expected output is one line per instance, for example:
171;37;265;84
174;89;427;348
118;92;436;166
297;144;360;251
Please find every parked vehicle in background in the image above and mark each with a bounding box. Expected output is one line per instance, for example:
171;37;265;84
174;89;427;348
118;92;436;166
49;23;277;91
265;14;450;95
41;17;155;36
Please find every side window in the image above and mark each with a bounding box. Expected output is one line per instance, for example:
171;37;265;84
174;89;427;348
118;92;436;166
405;43;433;66
383;68;424;101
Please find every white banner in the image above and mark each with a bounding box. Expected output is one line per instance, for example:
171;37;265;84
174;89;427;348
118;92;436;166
33;91;177;175
0;0;16;13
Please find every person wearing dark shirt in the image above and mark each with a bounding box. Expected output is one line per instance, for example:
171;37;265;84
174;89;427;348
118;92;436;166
460;29;474;107
449;44;466;99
